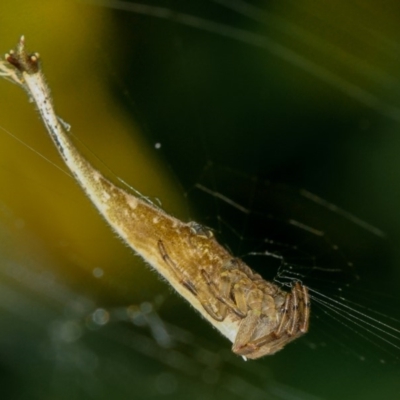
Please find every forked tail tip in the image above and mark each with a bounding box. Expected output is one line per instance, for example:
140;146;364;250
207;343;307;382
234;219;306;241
5;36;40;75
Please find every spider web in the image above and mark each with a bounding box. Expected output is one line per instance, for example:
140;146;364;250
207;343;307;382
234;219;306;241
0;1;400;400
187;163;400;363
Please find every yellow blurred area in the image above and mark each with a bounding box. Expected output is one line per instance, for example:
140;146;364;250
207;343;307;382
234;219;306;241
0;1;184;291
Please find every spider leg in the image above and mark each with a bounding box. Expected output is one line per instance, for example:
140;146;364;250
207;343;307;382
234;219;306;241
231;288;265;355
201;268;247;317
232;283;310;358
275;293;291;337
276;282;309;337
158;240;226;321
297;283;310;333
231;279;248;316
287;284;299;336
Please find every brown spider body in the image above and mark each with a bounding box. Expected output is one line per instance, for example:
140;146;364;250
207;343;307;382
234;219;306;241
0;37;310;359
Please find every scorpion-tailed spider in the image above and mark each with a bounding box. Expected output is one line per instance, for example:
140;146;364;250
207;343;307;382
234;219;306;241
0;36;309;359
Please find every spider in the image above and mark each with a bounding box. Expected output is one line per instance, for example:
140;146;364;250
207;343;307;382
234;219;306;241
159;233;310;359
0;36;310;359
